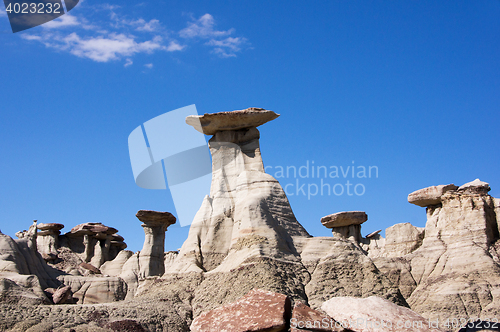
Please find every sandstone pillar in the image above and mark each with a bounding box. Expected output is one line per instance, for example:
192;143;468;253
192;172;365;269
136;210;176;278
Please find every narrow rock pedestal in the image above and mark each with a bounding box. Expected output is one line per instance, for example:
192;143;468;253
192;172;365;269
136;210;176;278
321;211;367;243
36;223;64;256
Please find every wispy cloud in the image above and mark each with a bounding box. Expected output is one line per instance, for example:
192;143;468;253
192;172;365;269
206;37;247;58
180;14;233;39
17;5;248;64
0;9;7;17
144;63;153;69
180;14;248;57
134;19;161;32
22;32;167;62
42;14;80;29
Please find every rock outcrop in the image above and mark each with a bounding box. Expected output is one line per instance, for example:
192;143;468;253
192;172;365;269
191;288;291;332
322;296;443;332
165;108;404;316
366;179;500;327
1;107;500;332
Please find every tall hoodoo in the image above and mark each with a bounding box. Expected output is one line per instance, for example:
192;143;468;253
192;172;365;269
136;210;176;278
171;108;310;275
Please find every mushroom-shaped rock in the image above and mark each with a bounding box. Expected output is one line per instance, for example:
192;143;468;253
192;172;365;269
67;222;122;266
36;223;64;255
70;223;118;236
136;210;176;278
457;178;491;194
37;223;64;234
321;211;367;243
408;184;458;207
321;211;367;228
186;107;280;135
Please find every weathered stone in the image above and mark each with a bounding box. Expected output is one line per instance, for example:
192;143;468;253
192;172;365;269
57;275;127;304
186;107;280;135
36;223;64;256
136;210;176;278
366;230;382;238
381;223;424;257
321;211;368;228
70;222;118;236
52;285;73;304
105;319;147;331
100;250;134;277
79;262;101;274
291;301;346;331
0;277;48;305
321;296;443;332
190;289;291;332
408;184;458;207
305;237;407;310
135;210;176;226
457;178;491;194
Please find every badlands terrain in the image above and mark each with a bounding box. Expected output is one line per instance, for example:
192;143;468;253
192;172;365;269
1;108;499;331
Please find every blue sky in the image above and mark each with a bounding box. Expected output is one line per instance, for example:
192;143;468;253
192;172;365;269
0;1;499;253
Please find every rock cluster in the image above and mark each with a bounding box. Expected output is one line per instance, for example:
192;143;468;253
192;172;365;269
0;108;499;332
364;179;500;324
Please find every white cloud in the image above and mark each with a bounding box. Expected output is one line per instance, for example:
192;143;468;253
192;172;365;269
206;37;247;58
135;19;161;32
16;7;247;64
42;14;80;29
180;14;233;39
0;9;6;17
144;63;153;69
124;58;133;67
166;40;185;52
22;32;170;62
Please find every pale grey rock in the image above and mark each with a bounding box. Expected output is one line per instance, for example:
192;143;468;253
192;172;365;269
381;223;424;258
369;183;500;325
57;275;127;304
457;178;491;194
305;238;407;310
0;296;193;332
119;252;140;300
408;184;458;207
0;277;47;306
166;111;313;316
186;107;280;135
405;189;500;323
164;251;178;272
136;210;176;278
36;223;63;256
100;250;133;277
361;232;386;259
299;237;335;274
321;296;443;332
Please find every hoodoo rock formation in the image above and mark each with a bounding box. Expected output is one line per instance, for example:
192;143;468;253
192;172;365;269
365;179;500;324
136;210;176;278
0;108;499;332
